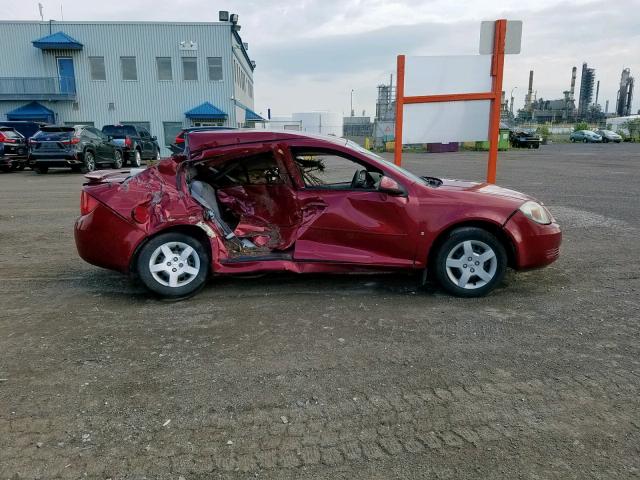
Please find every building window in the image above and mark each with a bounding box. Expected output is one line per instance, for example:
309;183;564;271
207;57;223;81
156;57;172;81
120;57;137;81
121;121;151;131
163;122;183;146
182;57;197;81
89;57;106;81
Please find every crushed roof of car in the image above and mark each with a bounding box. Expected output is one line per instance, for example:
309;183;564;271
186;129;348;154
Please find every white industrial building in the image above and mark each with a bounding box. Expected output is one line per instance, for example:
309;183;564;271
0;14;263;154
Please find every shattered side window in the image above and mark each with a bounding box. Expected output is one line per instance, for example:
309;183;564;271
292;149;379;188
203;152;284;188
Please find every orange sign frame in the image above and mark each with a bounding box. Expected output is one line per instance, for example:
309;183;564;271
394;19;507;184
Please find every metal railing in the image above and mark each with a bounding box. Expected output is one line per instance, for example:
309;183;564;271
0;77;76;100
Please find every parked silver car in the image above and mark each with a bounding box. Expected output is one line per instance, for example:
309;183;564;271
595;129;622;143
570;130;602;143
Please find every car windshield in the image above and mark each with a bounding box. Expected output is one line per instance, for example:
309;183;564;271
102;125;137;138
346;140;427;185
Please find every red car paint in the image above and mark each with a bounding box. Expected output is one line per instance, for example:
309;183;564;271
74;130;561;281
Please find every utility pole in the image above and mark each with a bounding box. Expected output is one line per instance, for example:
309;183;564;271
510;86;517;115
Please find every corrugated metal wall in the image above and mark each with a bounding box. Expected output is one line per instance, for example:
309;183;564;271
0;21;256;154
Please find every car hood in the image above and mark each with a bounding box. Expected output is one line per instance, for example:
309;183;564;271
437;178;534;202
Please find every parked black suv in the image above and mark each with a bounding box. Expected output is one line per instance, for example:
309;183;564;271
101;124;161;167
29;125;124;174
0;127;28;171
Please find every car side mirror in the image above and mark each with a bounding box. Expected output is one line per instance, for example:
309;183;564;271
107;135;113;141
152;136;157;141
378;176;404;195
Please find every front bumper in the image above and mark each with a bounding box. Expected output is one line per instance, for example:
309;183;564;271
504;210;562;270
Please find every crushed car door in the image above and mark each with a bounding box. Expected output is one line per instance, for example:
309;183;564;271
286;146;414;266
189;145;311;252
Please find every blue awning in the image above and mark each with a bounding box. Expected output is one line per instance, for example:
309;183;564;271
185;102;227;120
245;107;265;122
6;102;55;123
32;31;83;50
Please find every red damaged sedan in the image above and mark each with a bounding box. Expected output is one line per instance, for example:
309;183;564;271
75;130;561;299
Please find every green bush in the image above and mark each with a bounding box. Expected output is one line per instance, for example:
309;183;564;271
574;121;589;132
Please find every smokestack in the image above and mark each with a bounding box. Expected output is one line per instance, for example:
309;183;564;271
528;70;534;94
570;66;577;99
595;80;600;106
605;99;609;113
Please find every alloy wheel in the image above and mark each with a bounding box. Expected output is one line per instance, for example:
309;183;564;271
113;150;123;168
148;241;201;288
84;152;96;172
445;240;497;290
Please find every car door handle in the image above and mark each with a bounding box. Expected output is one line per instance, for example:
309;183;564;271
302;201;327;209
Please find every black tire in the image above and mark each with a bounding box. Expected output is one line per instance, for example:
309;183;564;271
130;149;142;168
570;138;575;142
112;149;123;169
533;143;540;149
16;163;26;171
155;148;161;161
0;165;11;173
602;138;609;143
583;138;588;143
136;232;209;299
432;227;507;298
80;151;96;174
34;165;48;174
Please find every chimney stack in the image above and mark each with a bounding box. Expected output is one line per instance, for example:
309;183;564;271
570;66;577;99
595;80;600;106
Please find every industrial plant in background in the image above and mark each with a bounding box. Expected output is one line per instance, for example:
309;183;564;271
616;68;634;117
517;63;636;125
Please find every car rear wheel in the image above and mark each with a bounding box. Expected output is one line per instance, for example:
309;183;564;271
155;149;161;161
80;151;96;173
130;150;142;168
137;232;209;298
583;138;588;143
433;227;507;298
34;165;48;174
112;150;123;169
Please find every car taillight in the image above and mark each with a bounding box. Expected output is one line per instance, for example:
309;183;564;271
62;137;80;145
80;191;100;215
175;135;184;144
0;133;13;143
125;136;133;147
131;204;149;223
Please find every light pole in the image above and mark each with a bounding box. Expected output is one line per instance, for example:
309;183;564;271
510;86;518;115
350;89;354;117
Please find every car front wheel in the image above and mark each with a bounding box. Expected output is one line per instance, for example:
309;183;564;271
433;227;507;297
137;232;209;298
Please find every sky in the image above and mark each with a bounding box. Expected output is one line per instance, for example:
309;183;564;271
5;0;639;118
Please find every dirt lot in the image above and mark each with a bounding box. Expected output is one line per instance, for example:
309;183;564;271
1;143;639;479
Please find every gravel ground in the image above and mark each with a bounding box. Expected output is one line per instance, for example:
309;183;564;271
0;143;639;479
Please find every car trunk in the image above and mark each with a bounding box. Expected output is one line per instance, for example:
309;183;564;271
31;127;75;152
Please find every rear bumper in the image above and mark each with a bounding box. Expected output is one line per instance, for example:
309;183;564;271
75;202;146;273
1;156;26;168
504;210;562;270
30;151;84;167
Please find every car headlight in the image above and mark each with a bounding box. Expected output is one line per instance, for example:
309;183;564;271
519;201;552;225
